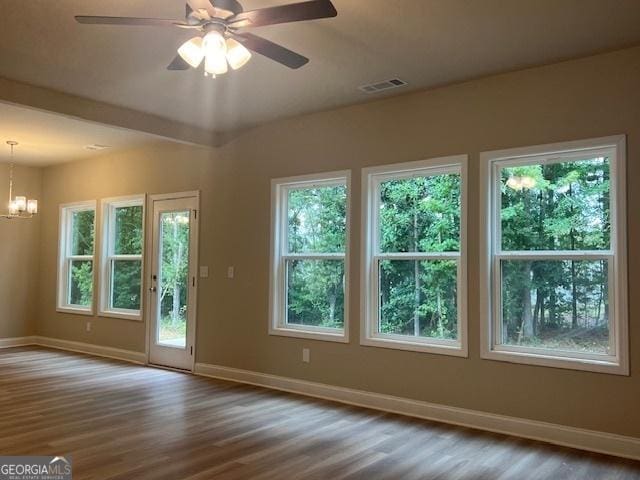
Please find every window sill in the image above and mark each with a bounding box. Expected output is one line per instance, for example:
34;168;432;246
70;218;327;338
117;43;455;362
56;306;93;316
361;335;467;357
269;325;348;343
98;310;143;322
481;347;628;375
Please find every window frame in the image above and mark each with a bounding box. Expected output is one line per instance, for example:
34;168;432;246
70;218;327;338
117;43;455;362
479;135;628;375
269;170;351;343
57;200;97;316
361;155;468;356
98;195;146;321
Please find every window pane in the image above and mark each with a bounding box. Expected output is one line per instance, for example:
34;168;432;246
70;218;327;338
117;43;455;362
500;259;609;354
379;174;460;253
501;157;610;251
287;185;346;254
114;205;143;255
379;260;458;340
69;260;93;306
71;210;95;255
286;259;344;329
111;260;142;311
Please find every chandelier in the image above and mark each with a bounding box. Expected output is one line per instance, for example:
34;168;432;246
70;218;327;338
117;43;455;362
2;141;38;220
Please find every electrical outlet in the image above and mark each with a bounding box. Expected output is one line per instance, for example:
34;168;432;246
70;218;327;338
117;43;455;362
302;348;310;363
86;321;91;333
227;266;235;279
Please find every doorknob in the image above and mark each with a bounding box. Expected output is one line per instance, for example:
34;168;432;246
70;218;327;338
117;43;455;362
149;286;157;293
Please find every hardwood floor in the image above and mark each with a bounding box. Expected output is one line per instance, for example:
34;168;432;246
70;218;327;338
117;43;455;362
0;346;638;480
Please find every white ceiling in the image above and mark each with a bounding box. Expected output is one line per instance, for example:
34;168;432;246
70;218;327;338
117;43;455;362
0;102;161;166
0;1;640;134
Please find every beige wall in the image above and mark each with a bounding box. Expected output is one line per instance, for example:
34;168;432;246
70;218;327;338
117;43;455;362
0;163;41;338
35;46;640;438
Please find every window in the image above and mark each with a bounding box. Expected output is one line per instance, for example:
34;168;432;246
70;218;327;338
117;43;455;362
361;156;467;355
480;136;628;374
57;201;97;314
99;196;145;320
270;171;350;342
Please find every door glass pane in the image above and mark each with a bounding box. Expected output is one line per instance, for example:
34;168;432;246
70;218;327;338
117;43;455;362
157;211;190;348
286;259;345;329
69;260;93;306
378;259;458;340
114;205;143;255
501;156;610;251
71;210;95;255
111;259;142;310
500;259;610;354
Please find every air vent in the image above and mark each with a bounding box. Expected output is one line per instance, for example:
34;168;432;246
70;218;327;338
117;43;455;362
358;78;407;94
84;144;111;151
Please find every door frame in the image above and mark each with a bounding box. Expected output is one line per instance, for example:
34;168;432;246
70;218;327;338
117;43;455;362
144;190;200;372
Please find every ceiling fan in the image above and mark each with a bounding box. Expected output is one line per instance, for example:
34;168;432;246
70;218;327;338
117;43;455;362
75;0;338;78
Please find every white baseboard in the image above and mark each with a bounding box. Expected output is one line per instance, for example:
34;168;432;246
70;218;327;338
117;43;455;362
33;336;146;365
0;336;38;348
194;362;640;461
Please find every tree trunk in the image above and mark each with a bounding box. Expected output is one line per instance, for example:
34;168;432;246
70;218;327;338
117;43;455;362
171;218;183;327
569;184;578;329
328;289;336;323
521;262;534;340
571;259;578;328
413;209;420;336
533;289;543;336
549;289;557;326
596;260;606;326
436;290;443;337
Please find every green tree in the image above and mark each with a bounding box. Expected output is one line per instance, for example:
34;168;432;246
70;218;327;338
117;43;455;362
500;157;610;352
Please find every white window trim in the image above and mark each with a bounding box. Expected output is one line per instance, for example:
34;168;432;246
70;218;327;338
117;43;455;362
57;200;97;316
269;170;351;343
479;135;628;375
98;195;146;321
361;155;468;357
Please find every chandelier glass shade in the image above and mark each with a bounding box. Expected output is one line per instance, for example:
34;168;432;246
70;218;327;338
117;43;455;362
178;31;252;78
2;141;38;220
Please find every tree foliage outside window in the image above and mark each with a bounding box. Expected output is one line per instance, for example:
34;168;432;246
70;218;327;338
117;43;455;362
499;157;611;354
286;185;346;329
68;209;95;307
110;205;143;311
376;173;461;340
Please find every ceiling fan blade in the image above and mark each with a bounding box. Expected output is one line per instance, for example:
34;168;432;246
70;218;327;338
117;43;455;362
232;32;309;69
75;16;184;27
186;0;241;19
167;55;191;70
214;0;243;14
228;0;336;28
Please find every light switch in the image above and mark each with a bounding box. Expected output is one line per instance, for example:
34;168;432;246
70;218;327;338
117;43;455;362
199;266;209;278
227;266;235;279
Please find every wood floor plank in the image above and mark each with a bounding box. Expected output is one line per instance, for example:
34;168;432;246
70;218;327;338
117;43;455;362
0;346;638;479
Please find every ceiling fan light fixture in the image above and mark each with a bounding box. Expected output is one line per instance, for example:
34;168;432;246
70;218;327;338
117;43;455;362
178;36;204;68
205;51;228;75
203;30;226;56
225;38;252;70
203;30;228;74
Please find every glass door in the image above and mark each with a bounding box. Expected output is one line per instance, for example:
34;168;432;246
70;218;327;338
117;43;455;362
148;195;198;370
